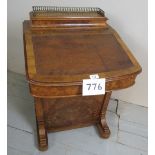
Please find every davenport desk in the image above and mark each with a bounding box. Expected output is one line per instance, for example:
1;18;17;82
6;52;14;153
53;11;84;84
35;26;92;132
23;6;142;151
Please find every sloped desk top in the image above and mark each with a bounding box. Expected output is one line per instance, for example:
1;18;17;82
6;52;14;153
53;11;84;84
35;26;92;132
23;21;141;97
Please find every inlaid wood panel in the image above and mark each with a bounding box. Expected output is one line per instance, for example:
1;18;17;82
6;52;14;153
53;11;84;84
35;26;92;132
32;32;133;76
42;96;104;131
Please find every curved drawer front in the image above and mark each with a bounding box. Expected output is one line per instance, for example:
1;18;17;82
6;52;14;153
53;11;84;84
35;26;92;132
29;74;137;98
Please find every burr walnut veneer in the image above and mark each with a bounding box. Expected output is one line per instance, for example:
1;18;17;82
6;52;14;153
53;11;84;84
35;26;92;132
23;6;142;151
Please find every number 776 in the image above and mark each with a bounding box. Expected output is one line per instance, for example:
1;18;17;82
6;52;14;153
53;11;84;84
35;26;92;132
86;83;102;90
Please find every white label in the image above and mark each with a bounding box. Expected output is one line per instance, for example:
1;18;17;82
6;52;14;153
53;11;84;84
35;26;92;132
82;78;105;96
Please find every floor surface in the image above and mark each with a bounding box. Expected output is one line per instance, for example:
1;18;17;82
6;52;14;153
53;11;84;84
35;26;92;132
7;71;148;155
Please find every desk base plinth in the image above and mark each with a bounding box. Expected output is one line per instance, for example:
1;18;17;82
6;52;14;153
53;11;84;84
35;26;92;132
35;92;112;151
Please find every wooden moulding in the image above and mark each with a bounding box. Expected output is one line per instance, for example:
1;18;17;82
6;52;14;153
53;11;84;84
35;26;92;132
29;73;137;98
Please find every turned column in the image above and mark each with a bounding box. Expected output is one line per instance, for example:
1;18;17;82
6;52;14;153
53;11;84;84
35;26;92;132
97;91;112;138
35;98;48;151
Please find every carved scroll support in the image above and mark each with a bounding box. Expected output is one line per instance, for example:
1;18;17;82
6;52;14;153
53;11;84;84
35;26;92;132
35;98;48;151
97;91;112;138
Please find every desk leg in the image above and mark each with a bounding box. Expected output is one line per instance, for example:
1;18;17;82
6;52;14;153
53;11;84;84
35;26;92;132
35;98;48;151
97;91;112;138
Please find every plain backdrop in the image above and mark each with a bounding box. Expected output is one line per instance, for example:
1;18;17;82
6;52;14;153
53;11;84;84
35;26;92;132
7;0;148;107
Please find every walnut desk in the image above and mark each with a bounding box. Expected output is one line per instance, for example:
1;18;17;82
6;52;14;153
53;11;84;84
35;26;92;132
23;6;142;151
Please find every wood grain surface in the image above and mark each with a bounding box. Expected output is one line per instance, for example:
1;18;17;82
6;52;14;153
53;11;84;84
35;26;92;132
23;7;142;151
